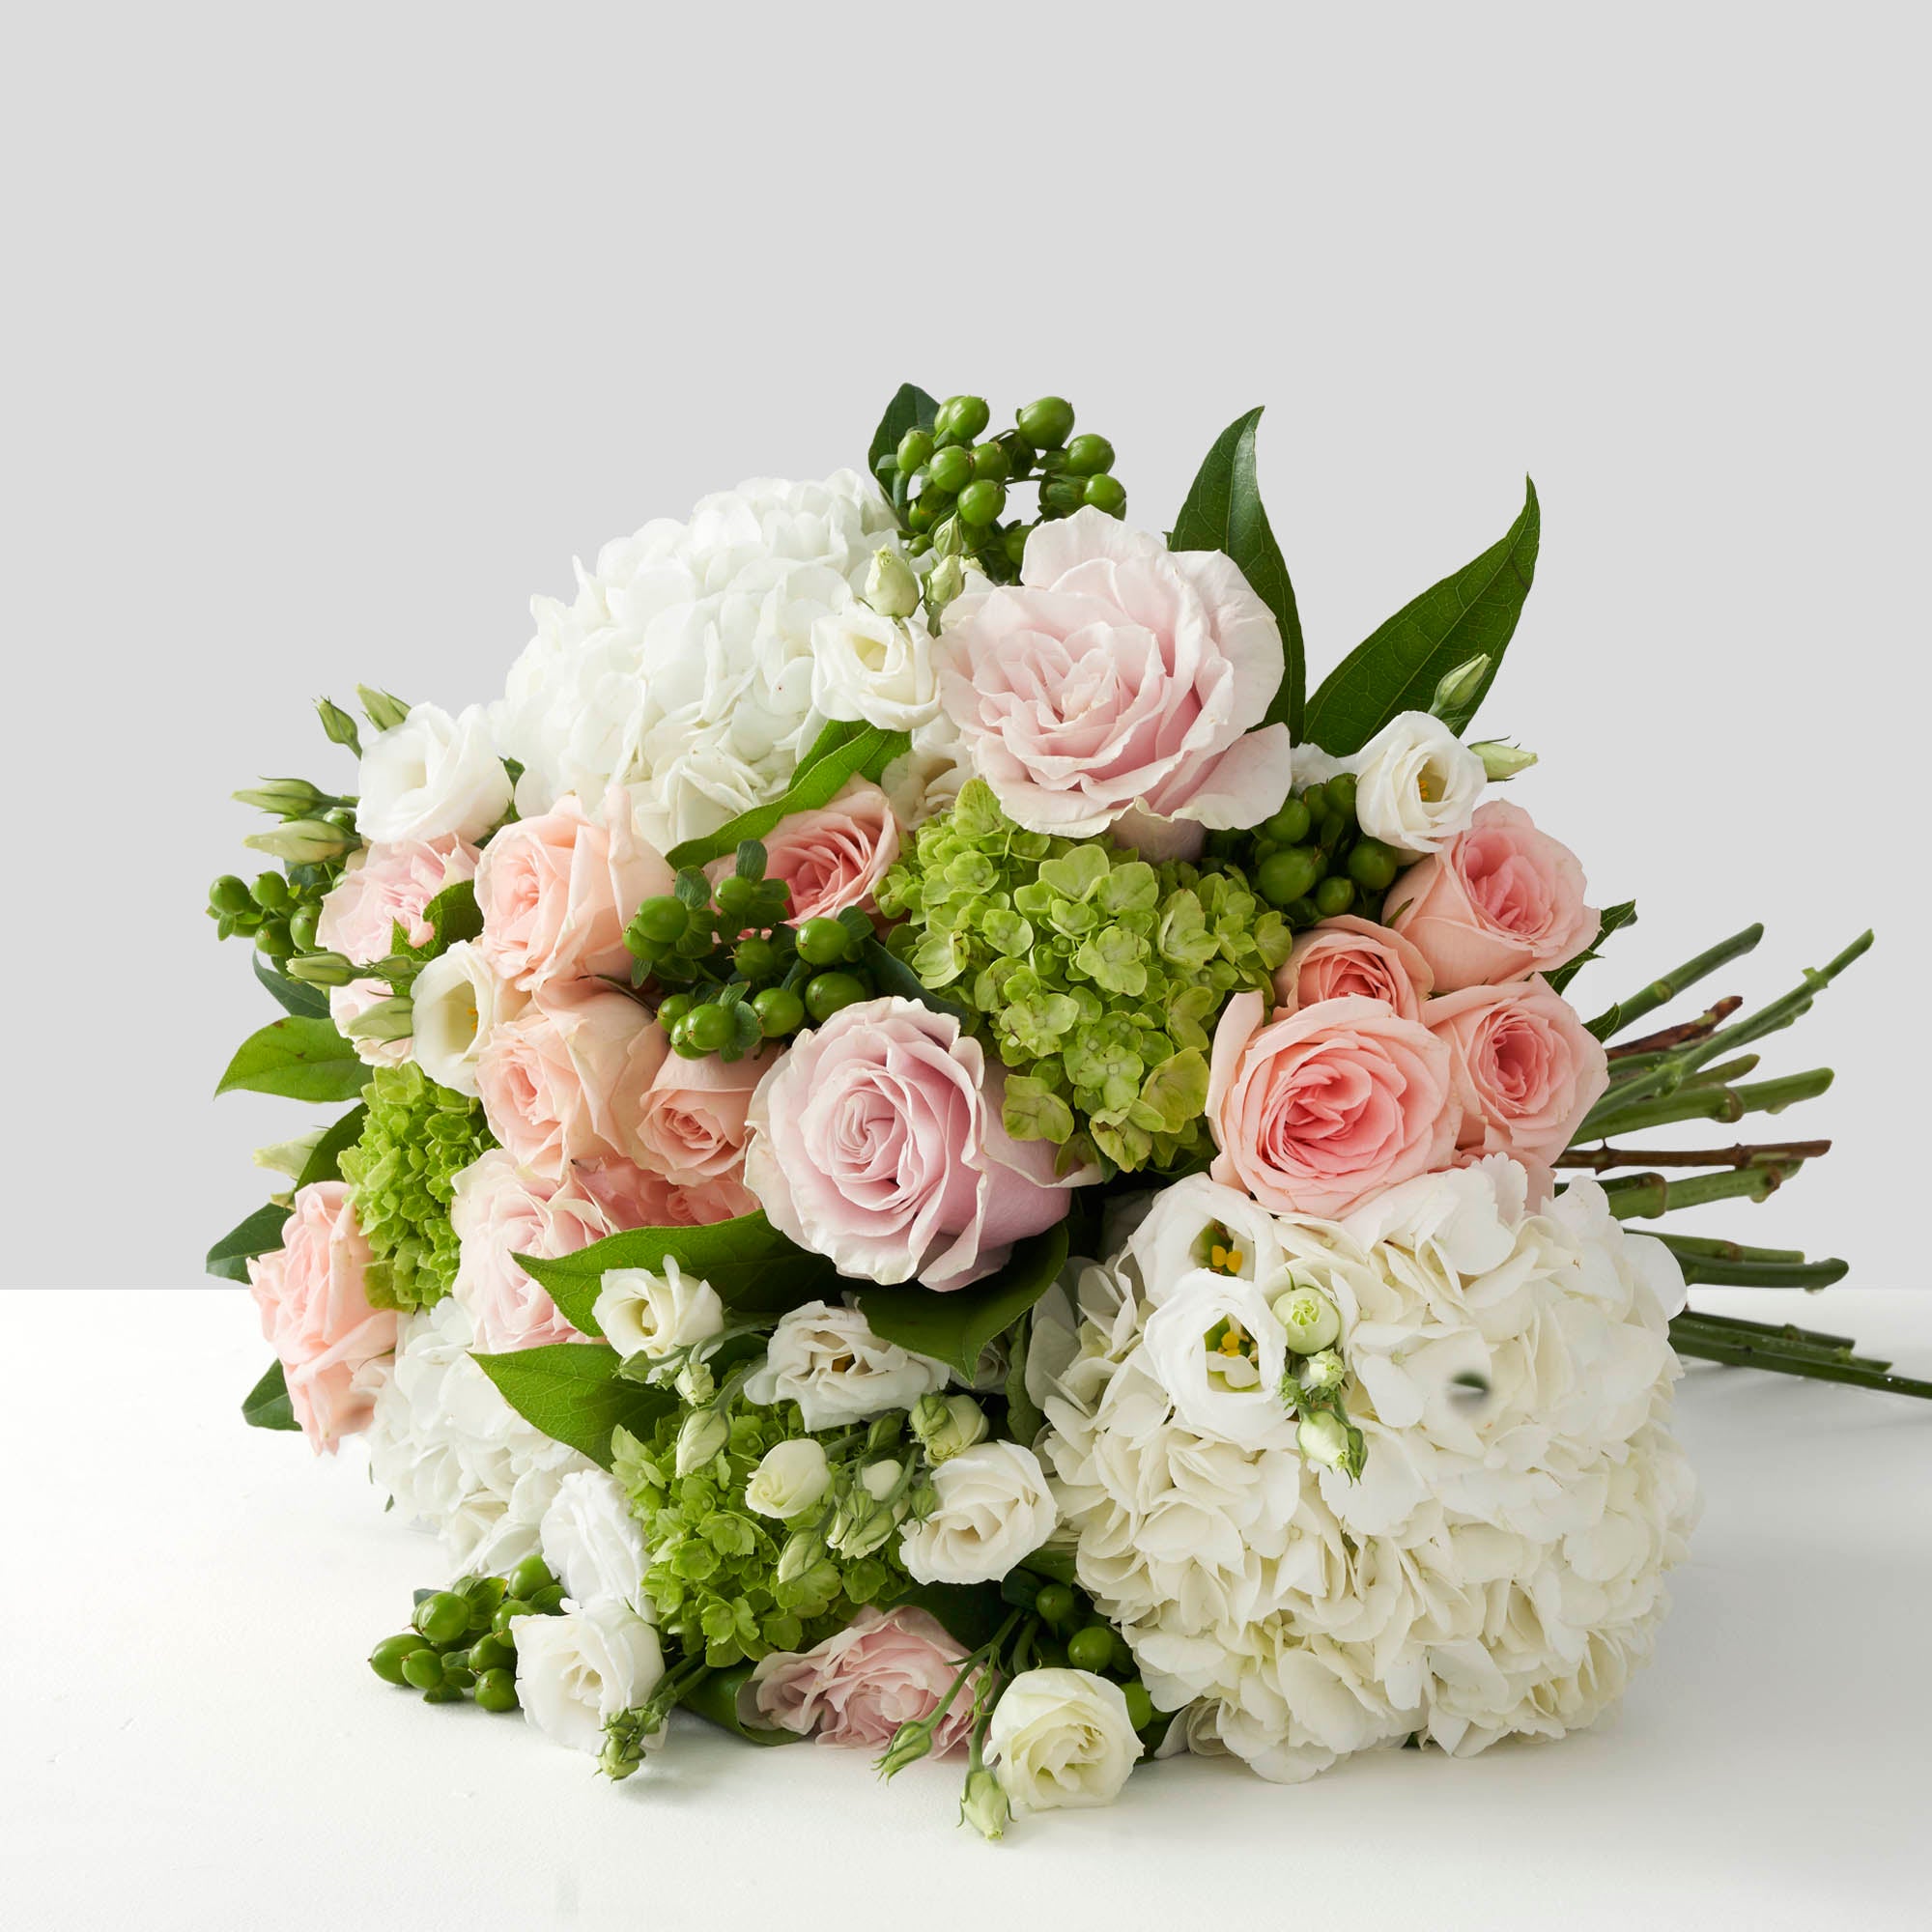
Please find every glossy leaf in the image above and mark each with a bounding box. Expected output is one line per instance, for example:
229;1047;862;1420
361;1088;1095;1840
470;1343;677;1468
253;952;331;1018
207;1202;292;1282
1548;900;1638;996
215;1016;367;1102
855;1223;1069;1381
295;1102;369;1189
241;1359;299;1432
867;382;941;480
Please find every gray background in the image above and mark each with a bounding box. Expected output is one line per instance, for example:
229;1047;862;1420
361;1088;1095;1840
5;3;1924;1291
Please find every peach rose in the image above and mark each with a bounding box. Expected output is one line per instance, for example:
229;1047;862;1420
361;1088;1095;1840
448;1150;607;1352
632;1042;774;1186
1428;977;1610;1167
475;980;668;1181
1206;991;1460;1216
474;789;671;993
316;835;479;965
749;1606;982;1752
1273;915;1434;1024
1387;801;1597;992
576;1158;757;1231
710;778;900;925
247;1182;396;1452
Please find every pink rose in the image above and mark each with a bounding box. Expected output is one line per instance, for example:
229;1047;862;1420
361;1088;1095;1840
632;1042;773;1186
316;836;479;966
247;1182;396;1453
1427;977;1610;1167
749;1606;982;1752
745;997;1074;1290
1273;915;1434;1024
475;980;668;1182
1387;801;1597;993
474;790;671;993
711;779;900;925
938;508;1293;858
1207;991;1460;1216
575;1158;757;1232
448;1150;608;1352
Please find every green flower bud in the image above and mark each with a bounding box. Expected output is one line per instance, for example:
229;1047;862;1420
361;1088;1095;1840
960;1767;1009;1841
356;683;412;732
1470;739;1538;781
1297;1347;1348;1394
315;696;362;755
244;819;357;864
1270;1283;1340;1352
674;1407;729;1475
1016;396;1075;449
340;994;414;1041
1429;653;1491;719
284;950;359;987
910;1392;988;1463
776;1527;826;1586
932;513;969;557
233;777;333;817
1296;1407;1364;1479
863;547;921;620
926;554;967;611
874;1719;935;1778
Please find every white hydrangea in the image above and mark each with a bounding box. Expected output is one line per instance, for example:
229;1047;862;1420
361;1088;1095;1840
492;471;907;852
1032;1160;1698;1786
364;1295;593;1577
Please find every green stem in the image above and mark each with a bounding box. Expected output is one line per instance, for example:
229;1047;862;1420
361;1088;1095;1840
1582;1068;1833;1140
1677;1307;1859;1350
1605;997;1743;1061
1672;1256;1848;1290
1556;1138;1830;1173
1656;1233;1805;1264
1600;1162;1803;1219
1587;923;1764;1039
1672;1333;1932;1398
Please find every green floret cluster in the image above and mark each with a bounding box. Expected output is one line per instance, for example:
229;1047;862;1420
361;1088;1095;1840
338;1062;496;1311
875;780;1293;1173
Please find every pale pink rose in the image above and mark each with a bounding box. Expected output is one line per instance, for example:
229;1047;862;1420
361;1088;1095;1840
247;1182;396;1453
709;779;900;924
316;835;479;965
474;980;668;1181
327;977;412;1067
1427;977;1609;1167
632;1043;773;1186
574;1158;757;1232
1387;801;1597;993
938;507;1293;858
474;789;672;993
1273;915;1434;1024
1206;991;1460;1216
749;1607;982;1752
745;997;1075;1290
448;1150;608;1352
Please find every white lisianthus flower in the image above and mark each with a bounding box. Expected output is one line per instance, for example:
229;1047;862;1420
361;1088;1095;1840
1350;711;1486;855
987;1668;1143;1813
743;1300;948;1430
810;598;942;731
356;702;512;844
1139;1270;1296;1449
744;1438;833;1520
592;1258;725;1363
410;941;526;1096
538;1468;651;1615
512;1601;664;1756
899;1440;1058;1584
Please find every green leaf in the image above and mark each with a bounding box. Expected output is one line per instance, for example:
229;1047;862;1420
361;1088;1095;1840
215;1016;367;1102
294;1102;369;1190
861;938;972;1025
1303;478;1541;755
854;1223;1069;1381
253;952;331;1018
1548;900;1638;997
867;382;941;480
1005;1309;1046;1445
662;724;910;872
1170;407;1305;739
887;1580;1011;1651
678;1663;805;1745
241;1359;299;1432
470;1343;677;1468
207;1202;291;1282
515;1211;840;1336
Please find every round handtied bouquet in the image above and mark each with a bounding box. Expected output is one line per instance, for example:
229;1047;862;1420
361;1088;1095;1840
210;384;1919;1836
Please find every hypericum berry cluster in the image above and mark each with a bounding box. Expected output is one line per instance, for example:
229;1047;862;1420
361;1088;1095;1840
1000;1573;1162;1742
366;1554;567;1711
872;393;1124;597
874;781;1294;1175
1212;772;1406;930
625;841;887;1060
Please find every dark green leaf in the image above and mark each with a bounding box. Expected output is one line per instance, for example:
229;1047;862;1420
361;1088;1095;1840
207;1202;292;1282
215;1016;367;1102
295;1102;369;1189
1004;1309;1045;1444
679;1663;805;1746
253;952;331;1017
1303;478;1540;754
515;1210;840;1336
855;1223;1069;1381
241;1359;299;1432
861;938;972;1025
1170;407;1305;738
401;879;482;960
1548;900;1638;997
887;1580;1011;1650
867;382;940;479
470;1343;678;1467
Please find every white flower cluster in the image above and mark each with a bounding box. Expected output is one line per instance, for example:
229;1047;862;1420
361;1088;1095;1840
491;471;931;852
1030;1160;1697;1783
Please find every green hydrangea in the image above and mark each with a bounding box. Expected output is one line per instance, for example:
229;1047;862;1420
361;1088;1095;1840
338;1062;496;1311
875;780;1293;1173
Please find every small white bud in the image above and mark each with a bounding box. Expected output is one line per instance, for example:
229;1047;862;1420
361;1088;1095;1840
862;548;921;620
1469;739;1539;781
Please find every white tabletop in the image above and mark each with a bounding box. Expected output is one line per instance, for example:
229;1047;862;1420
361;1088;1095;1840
12;1286;1930;1932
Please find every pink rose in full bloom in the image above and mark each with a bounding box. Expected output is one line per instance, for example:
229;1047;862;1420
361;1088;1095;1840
937;508;1293;858
745;997;1074;1290
316;836;479;965
710;780;899;925
448;1150;609;1352
475;980;668;1182
1387;801;1597;993
749;1606;983;1752
632;1043;774;1187
474;790;671;993
1428;977;1610;1167
247;1182;396;1453
576;1158;757;1232
1206;991;1460;1216
1273;915;1434;1024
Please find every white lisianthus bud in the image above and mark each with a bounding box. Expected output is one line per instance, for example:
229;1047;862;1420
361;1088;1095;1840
1429;653;1492;719
1297;1407;1360;1475
776;1527;826;1585
987;1668;1143;1814
284;950;360;987
1297;1348;1348;1394
827;1458;907;1558
1469;738;1539;781
910;1393;988;1463
926;554;966;611
961;1766;1010;1840
411;941;526;1097
1351;711;1487;856
863;547;921;620
593;1259;725;1364
244;819;358;864
744;1438;833;1520
234;778;333;817
338;993;414;1041
357;683;412;731
674;1408;729;1476
1270;1282;1340;1354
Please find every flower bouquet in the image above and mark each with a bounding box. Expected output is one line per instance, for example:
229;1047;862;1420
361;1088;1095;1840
209;384;1925;1833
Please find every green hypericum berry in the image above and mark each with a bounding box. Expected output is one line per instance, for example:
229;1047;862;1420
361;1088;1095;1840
1122;1683;1155;1730
938;395;991;440
529;1583;567;1614
1066;1626;1117;1674
1039;476;1085;517
492;1599;533;1635
400;1649;445;1691
1285;895;1321;927
957;479;1006;526
1034;1582;1075;1628
251;870;292;911
369;1634;426;1686
753;986;806;1037
633;895;689;947
896;428;935;474
414;1591;469;1645
1062;434;1115;476
1315;875;1356;917
507;1554;554;1602
1082;474;1127;516
927;445;973;494
715;874;758;924
288;904;320;951
669;1013;708;1059
1326;773;1358;819
656;992;696;1030
1016;396;1075;448
684;1005;733;1054
795;917;854;966
1263;797;1312;844
1257;847;1322;908
805;972;868;1023
210;874;253;915
1003;525;1031;566
254;921;294;959
906;499;940;534
733;936;779;980
468;1632;516;1674
473;1667;519;1713
970;441;1010;483
1347;839;1401;891
1300;781;1329;820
